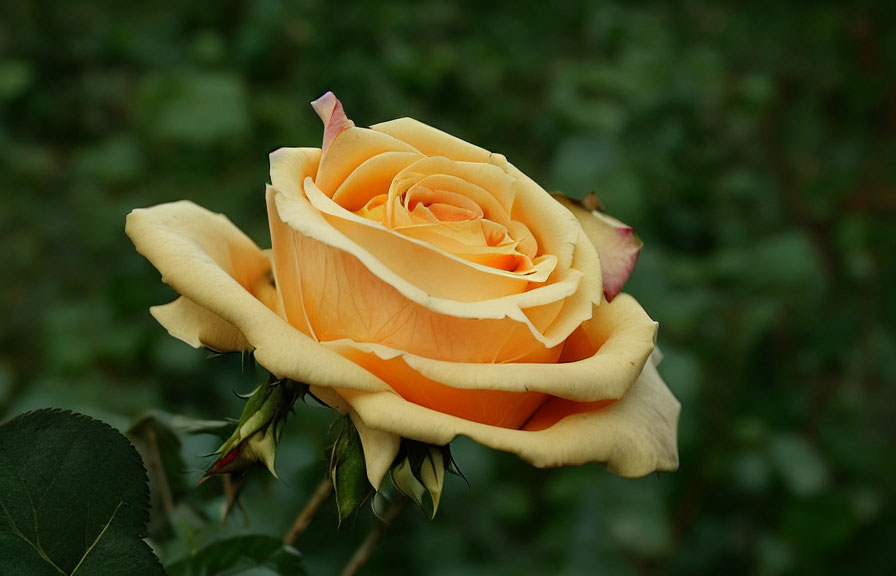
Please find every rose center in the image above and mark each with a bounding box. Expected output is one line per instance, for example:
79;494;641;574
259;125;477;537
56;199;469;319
352;177;536;274
404;185;484;223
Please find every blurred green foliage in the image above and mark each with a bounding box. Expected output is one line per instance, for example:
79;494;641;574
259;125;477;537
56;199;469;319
2;0;895;574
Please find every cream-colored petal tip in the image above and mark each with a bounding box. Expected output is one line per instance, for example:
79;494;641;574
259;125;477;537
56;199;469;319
150;297;251;353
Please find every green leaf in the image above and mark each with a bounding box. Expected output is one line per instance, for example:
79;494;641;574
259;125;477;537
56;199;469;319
0;409;163;576
329;416;373;522
390;458;426;509
166;534;307;576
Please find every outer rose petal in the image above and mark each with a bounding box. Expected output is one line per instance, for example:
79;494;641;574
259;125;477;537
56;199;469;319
556;195;643;301
311;91;355;156
125;201;390;395
323;294;657;402
150;296;250;352
372;117;492;163
337;358;679;477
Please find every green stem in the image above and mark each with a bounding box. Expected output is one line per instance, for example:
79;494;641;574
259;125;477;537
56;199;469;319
283;478;334;545
340;496;408;576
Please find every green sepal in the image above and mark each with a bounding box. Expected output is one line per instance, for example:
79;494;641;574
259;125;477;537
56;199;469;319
328;415;374;523
391;457;427;509
390;440;457;518
203;348;256;373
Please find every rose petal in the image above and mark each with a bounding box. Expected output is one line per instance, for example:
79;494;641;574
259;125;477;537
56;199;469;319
125;201;389;393
318;292;655;405
372;122;591;285
399;293;655;400
267;187;316;338
314;126;419;197
322;339;551;428
331;151;423;211
372;117;492;163
269;147;320;198
556;195;643;301
390;156;517;216
311;91;355;156
338;358;679;477
303;176;554;295
271;199;562;362
151;296;250;353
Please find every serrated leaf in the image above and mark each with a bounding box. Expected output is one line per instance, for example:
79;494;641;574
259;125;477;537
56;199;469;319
329;416;373;522
0;409;163;576
166;534;307;576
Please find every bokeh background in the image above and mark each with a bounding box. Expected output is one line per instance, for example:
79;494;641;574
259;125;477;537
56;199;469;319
2;1;895;574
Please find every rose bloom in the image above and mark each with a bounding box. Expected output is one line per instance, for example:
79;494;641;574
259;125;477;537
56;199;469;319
127;93;679;487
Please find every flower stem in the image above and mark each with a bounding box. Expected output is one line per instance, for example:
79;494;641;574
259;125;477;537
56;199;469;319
283;477;334;545
340;495;409;576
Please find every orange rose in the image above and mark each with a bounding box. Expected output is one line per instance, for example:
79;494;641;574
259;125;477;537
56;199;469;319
126;92;679;488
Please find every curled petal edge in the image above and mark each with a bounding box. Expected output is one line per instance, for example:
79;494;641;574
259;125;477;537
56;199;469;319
319;292;657;402
339;358;680;477
126;201;389;394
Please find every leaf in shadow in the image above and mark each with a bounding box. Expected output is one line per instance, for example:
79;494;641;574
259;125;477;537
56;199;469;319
0;409;163;576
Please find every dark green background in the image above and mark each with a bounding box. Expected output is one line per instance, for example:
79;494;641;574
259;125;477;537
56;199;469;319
2;1;894;574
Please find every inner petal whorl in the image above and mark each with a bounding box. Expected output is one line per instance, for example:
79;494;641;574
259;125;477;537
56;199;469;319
404;185;484;222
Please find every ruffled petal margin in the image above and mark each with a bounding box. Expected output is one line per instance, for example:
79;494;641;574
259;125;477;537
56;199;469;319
337;357;679;477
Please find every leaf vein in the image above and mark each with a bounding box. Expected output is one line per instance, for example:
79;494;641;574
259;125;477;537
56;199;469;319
0;499;67;575
70;499;123;576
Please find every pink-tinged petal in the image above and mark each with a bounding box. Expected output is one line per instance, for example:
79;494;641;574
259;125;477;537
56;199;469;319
555;195;643;301
311;91;355;155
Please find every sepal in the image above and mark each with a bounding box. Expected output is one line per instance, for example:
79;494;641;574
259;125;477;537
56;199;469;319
329;415;375;522
389;441;459;518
